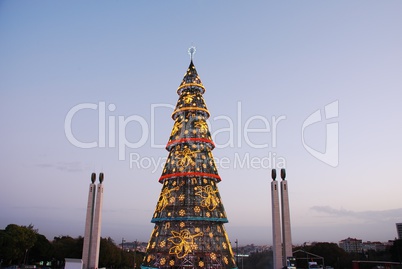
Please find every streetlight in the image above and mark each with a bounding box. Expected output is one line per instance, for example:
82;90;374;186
235;239;238;266
24;248;28;265
133;239;137;269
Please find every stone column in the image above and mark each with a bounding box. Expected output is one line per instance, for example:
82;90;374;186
280;169;293;264
82;173;96;269
271;169;283;269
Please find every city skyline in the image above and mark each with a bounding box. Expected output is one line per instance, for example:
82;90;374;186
1;1;402;246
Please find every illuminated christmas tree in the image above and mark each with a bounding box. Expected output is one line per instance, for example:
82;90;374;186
141;48;237;269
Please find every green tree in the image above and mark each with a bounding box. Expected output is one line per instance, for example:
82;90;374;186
0;224;38;265
390;239;402;263
0;224;147;269
99;237;121;268
52;236;83;261
294;243;352;269
29;233;54;265
242;250;272;269
98;238;145;269
310;242;351;268
0;228;16;266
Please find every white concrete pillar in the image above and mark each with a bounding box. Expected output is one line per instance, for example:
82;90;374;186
271;170;283;269
280;173;293;263
89;177;104;269
82;173;97;269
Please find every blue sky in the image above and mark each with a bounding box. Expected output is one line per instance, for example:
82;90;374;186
1;1;401;246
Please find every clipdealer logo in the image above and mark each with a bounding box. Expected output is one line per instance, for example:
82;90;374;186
64;101;339;171
301;100;339;167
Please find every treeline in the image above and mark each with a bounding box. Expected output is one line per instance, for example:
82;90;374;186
292;241;402;269
240;241;402;269
2;224;402;269
0;224;144;269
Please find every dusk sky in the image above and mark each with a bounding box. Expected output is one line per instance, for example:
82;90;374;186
1;1;401;246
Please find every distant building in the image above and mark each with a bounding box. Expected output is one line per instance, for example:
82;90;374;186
119;241;147;253
238;244;270;255
339;237;363;253
362;241;387;252
396;223;402;239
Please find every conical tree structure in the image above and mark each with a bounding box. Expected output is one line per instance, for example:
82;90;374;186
141;56;237;269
